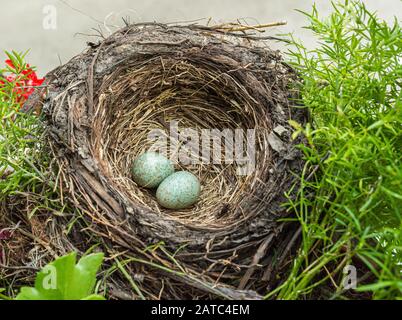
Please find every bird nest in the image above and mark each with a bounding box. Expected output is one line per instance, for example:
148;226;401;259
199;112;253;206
5;23;308;299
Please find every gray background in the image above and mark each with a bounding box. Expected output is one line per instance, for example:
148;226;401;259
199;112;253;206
1;0;401;76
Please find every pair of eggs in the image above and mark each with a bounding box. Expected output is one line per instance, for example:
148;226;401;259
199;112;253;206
131;152;200;209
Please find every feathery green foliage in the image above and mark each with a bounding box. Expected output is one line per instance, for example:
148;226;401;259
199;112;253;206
272;0;402;299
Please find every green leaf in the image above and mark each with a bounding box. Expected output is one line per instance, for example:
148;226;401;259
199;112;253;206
15;252;104;300
82;294;106;300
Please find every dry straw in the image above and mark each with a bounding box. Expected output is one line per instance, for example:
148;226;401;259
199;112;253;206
3;22;308;299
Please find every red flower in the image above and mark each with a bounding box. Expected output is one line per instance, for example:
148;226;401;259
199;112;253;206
1;59;45;105
5;59;14;69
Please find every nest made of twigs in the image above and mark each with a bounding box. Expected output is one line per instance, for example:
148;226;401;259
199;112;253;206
4;23;308;299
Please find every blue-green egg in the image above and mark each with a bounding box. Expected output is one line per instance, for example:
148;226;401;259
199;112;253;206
156;171;201;209
132;152;174;188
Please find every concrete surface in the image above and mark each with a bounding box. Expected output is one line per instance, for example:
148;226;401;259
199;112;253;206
1;0;401;75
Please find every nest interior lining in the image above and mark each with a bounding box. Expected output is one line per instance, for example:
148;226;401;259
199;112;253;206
93;54;273;230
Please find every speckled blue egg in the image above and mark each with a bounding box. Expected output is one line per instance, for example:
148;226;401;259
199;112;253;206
132;152;174;188
156;171;201;209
